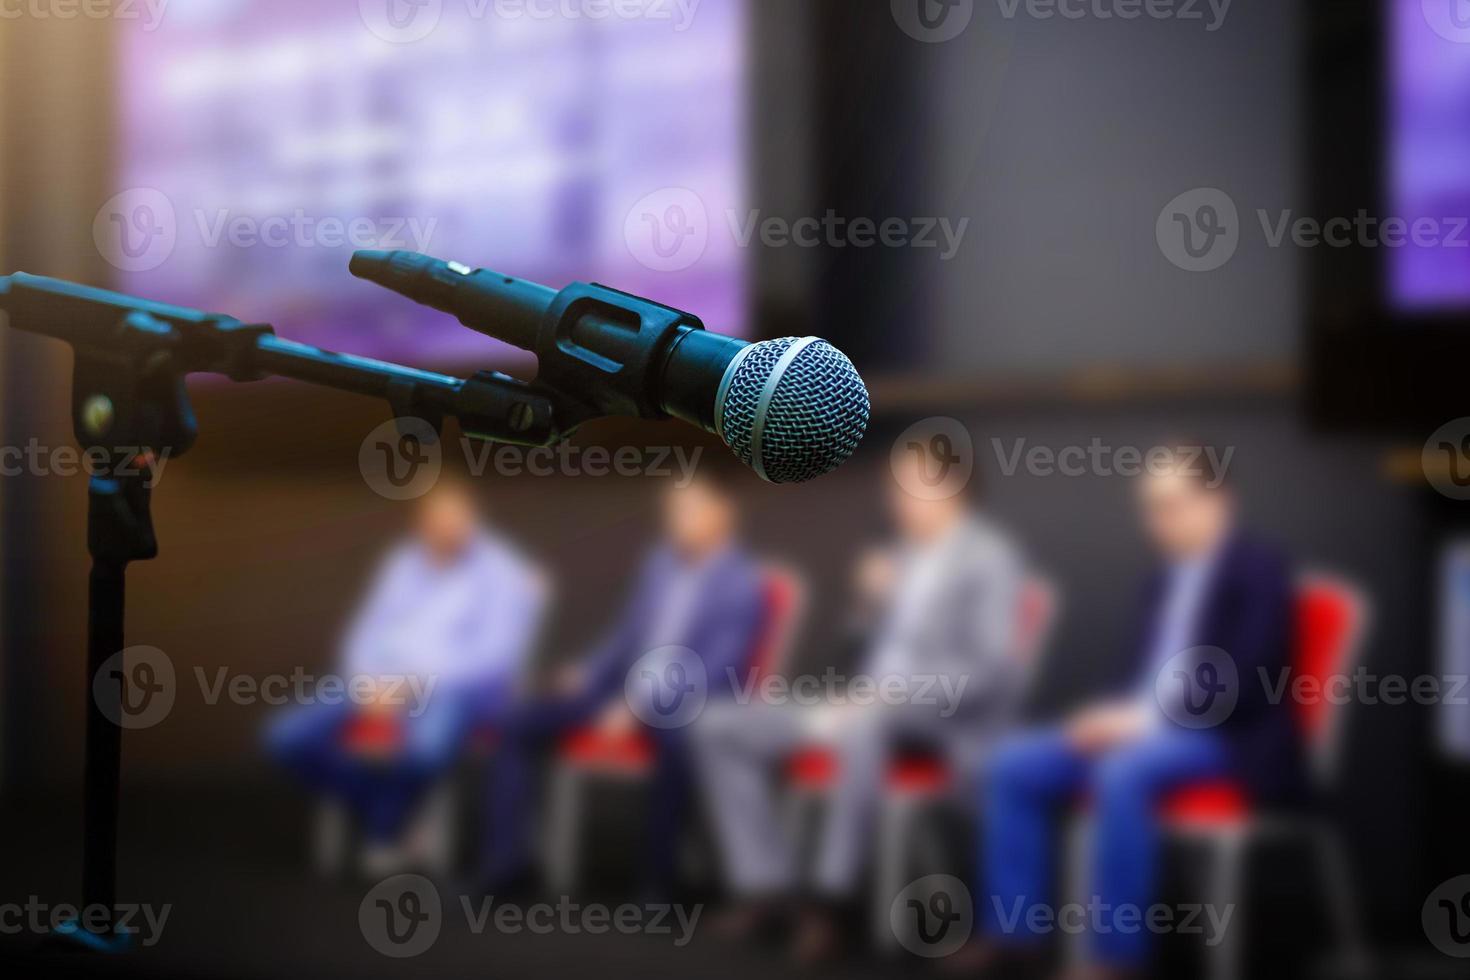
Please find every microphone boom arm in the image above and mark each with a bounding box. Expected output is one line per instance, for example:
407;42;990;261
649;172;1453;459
0;269;598;949
0;271;600;459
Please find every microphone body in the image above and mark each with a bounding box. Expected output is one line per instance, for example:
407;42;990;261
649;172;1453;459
349;250;870;483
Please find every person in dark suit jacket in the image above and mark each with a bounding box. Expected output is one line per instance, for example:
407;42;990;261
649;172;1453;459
480;468;766;896
966;444;1303;980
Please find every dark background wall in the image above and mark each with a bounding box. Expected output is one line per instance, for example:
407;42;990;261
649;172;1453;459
913;1;1298;377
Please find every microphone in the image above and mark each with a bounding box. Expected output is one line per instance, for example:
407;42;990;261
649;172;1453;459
348;250;870;483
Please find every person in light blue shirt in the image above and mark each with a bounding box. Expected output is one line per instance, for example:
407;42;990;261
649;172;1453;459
266;477;547;853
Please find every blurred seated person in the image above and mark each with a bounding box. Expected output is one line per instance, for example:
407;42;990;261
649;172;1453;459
266;476;546;871
963;444;1303;980
694;451;1028;962
480;467;765;897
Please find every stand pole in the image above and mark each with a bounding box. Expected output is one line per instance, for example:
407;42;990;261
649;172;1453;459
66;471;158;949
82;556;125;935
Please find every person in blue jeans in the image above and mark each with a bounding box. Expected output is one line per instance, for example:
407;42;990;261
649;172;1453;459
266;478;547;871
479;468;766;898
966;445;1304;980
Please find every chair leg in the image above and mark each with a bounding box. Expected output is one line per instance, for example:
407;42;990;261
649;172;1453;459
313;800;350;878
544;763;584;893
873;793;913;952
1063;815;1091;968
1199;828;1249;980
914;795;948;871
418;779;457;877
1313;828;1373;978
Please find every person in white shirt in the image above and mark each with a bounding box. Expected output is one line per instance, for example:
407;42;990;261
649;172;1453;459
266;477;546;853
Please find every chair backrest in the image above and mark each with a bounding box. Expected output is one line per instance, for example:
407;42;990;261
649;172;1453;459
745;563;808;681
1292;573;1370;779
1014;575;1060;666
1006;574;1061;714
339;713;405;753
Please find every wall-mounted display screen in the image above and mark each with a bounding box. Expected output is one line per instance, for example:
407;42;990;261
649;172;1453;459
114;0;746;367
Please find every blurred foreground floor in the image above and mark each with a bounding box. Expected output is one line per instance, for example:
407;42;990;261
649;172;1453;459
0;779;1459;980
0;779;903;980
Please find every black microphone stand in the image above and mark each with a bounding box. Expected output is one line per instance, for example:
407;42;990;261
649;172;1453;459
0;271;596;951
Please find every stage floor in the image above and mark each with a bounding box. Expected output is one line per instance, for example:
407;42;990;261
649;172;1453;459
0;777;1444;980
0;778;899;980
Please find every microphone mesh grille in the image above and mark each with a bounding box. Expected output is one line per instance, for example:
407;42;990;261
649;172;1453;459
719;337;870;484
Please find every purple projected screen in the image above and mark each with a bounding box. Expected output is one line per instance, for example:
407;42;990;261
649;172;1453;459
1390;1;1470;310
113;0;746;366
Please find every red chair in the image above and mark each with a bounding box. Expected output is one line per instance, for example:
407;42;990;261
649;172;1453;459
787;575;1060;798
312;714;458;877
1063;573;1372;979
340;713;406;755
773;575;1061;949
543;564;807;891
872;575;1060;947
